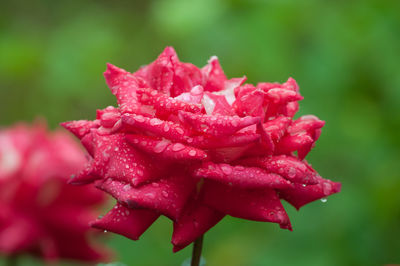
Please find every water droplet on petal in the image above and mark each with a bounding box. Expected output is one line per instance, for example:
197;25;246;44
153;141;169;153
188;150;197;156
163;124;170;132
135;115;145;122
171;143;185;151
123;184;131;191
150;118;163;126
220;164;233;175
162;191;169;197
322;182;332;195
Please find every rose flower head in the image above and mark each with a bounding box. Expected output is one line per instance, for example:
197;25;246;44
62;47;341;252
0;122;108;262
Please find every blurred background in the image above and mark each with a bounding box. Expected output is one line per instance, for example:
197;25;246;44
1;0;399;265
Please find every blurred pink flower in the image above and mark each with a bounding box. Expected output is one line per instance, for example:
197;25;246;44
62;47;341;252
0;122;108;262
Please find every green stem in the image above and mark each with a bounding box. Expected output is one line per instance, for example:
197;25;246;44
191;235;204;266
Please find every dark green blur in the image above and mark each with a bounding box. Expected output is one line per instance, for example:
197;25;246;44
1;0;399;265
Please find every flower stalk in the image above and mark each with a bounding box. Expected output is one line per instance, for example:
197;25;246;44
191;235;204;266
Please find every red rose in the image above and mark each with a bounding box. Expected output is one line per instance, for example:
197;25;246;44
62;47;341;252
0;122;108;262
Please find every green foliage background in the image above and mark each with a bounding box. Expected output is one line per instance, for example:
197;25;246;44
1;0;399;265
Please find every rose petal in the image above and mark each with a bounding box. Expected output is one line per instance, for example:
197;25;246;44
91;203;159;241
95;173;197;220
125;135;207;161
202;180;291;229
279;176;341;209
178;111;261;137
121;113;191;143
187;132;260;149
172;198;224;252
194;162;292;189
238;155;319;185
202;56;227;92
61;120;100;140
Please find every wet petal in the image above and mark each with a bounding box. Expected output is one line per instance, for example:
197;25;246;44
95;173;197;220
194;162;292;189
61;120;99;140
172;198;224;252
178;111;261;137
187;132;260;149
238;155;319;185
125;135;207;161
279;176;341;209
91;203;159;241
201;56;227;92
121;113;191;143
202;181;291;229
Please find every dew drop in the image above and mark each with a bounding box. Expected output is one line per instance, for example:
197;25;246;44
288;167;296;178
193;221;199;228
135;115;145;122
104;230;108;233
220;164;233;175
231;119;239;127
150;118;163;126
176;127;184;135
123;184;131;191
137;169;144;176
320;198;327;203
188;150;197;157
153;141;169;153
171;143;185;152
162;191;169;197
163;124;170;132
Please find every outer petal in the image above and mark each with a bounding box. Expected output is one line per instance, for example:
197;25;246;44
60;120;100;140
74;133;165;186
279;176;341;209
202;180;291;229
178;111;261;137
172;198;224;252
238;155;319;185
193;162;292;189
95;173;197;220
91;203;159;241
125;135;207;161
187;132;260;149
122;113;191;143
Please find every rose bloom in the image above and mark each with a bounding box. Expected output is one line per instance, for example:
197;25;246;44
0;122;107;262
62;47;341;252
